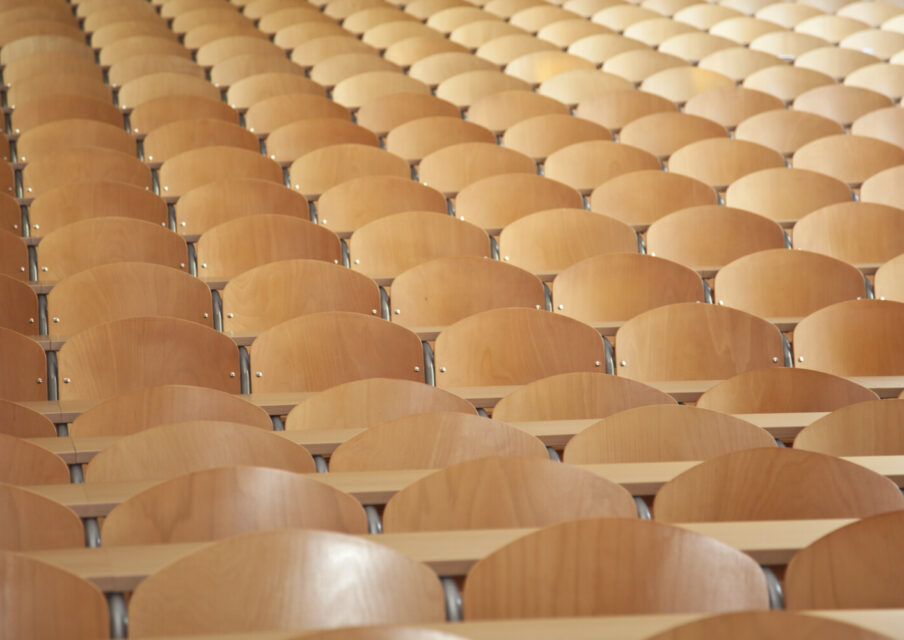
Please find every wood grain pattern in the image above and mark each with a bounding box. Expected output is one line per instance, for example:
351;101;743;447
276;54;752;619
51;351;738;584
794;399;904;455
793;134;904;186
355;92;460;137
159;145;282;198
467;90;568;134
544;139;660;194
144;118;259;165
620;111;726;160
16;119;134;164
118;72;220;110
129;94;240;137
0;399;55;438
245;93;350;136
289;143;410;199
387;117;495;164
795;201;904;266
267;118;379;164
0;483;84;550
668;138;785;190
0;432;70;484
419;142;537;197
647;610;893;639
10;94;123;134
22;148;151;198
735;110;844;157
0;274;38;335
0;328;47;402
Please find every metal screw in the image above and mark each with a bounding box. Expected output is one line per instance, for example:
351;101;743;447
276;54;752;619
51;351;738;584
180;221;187;227
619;360;627;366
203;313;209;318
439;366;446;372
229;372;236;377
557;304;563;309
798;356;804;362
255;371;263;377
226;313;234;318
201;263;207;268
772;357;779;363
63;377;70;383
52;317;59;323
594;361;601;367
36;378;43;384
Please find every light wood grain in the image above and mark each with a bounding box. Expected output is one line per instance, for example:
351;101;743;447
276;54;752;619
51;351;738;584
794;398;904;455
646;610;893;639
159;145;283;198
0;274;38;336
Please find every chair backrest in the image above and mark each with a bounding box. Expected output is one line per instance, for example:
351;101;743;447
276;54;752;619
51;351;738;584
409;51;499;87
537;69;633;106
355;91;460;137
573;88;676;132
331;70;430;110
668;138;785;191
589;170;716;229
69;384;271;437
793;84;892;127
266;118;379;165
743;64;833;102
725;167;852;225
793;134;904;187
435;69;531;109
102;466;366;545
653;447;904;522
383;455;636;532
22;147;152;197
10;94;123;134
47;262;212;336
0;550;109;639
466;89;569;134
196;214;341;280
615;302;784;382
793;299;904;376
784;510;904;610
713;248;865;318
793;202;904;265
0;398;55;438
553;253;704;324
109;53;206;88
794;399;904;455
58;316;240;402
418;142;537;197
0;194;19;237
143;118;260;165
250;311;425;392
734;109;844;158
0;432;70;484
328;411;548;471
434;307;606;388
502;113;611;163
129;94;241;137
618;111;726;161
28;180;167;238
289;143;411;199
85;420;315;483
685;86;783;131
16;119;135;165
128;529;445;636
876;253;904;302
0;274;37;335
462;517;768;618
0;328;46;402
641;66;735;105
118;72;221;110
159;145;283;198
696;367;878;413
543;139;660;195
386;116;496;164
390;256;544;328
0;482;84;550
454;173;582;231
563;404;776;463
646;610;892;640
245;92;351;136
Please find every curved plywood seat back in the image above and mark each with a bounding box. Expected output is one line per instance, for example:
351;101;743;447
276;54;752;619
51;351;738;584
792;202;904;265
667;138;785;191
646;610;893;640
243;93;351;137
354;92;460;138
793;399;904;456
102;466;366;545
408;52;500;87
16;119;135;165
653;447;904;522
417;142;537;197
266;118;379;164
70;384;271;437
573;89;676;133
85;420;314;483
386;116;496;164
0;35;94;66
493;371;675;422
10;95;123;135
0;274;38;335
785;510;904;610
175;178;309;237
434;307;607;388
543;139;660;195
47;262;213;336
793;134;904;187
0;433;70;485
726;167;852;225
288;143;410;200
696;368;878;414
383;455;635;532
37;217;188;281
29;180;167;238
614;302;785;382
117;72;221;111
501;113;612;163
0;483;84;550
0;550;109;639
331;70;430;110
537;69;633;107
3;54;102;87
143;118;260;165
734;109;843;159
57;317;240;402
22;148;152;198
553;253;704;323
158;145;283;198
462;518;768;618
454;173;582;231
618;111;726;161
250;311;425;393
0;399;56;438
792;299;904;377
876;253;904;303
713;248;866;318
129;94;241;138
0;194;19;237
435;69;531;109
563;404;776;463
286;377;474;431
316;176;446;234
467;90;568;134
328;411;548;471
92;20;178;49
99;35;192;67
109;54;206;89
195;214;341;280
0;328;47;402
127;529;445;636
390;256;544;328
223;259;380;333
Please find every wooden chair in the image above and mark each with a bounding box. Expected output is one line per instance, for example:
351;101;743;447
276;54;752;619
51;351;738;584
36;217;187;281
159;146;283;199
655;447;904;522
143;119;259;166
563;404;776;463
497;208;637;274
329;411;548;471
449;19;525;48
673;2;742;28
485;0;546;19
795;45;879;81
91;19;178;49
83;6;163;34
710;16;783;45
47;262;212;336
682;86;783;132
0;195;17;237
845;28;904;60
196;34;285;66
622;17;697;49
697;48;782;84
553;253;704;325
640;66;735;105
390;256;544;328
853;107;904;151
463;517;768;618
785;510;904;610
434;307;606;388
408;51;499;88
349;211;489;279
876;253;904;302
293;34;381;68
0;398;55;438
184;22;270;50
618;112;726;161
657;32;736;63
734;109;844;159
794;398;904;455
98;34;192;67
0;274;37;335
0;34;93;66
128;529;444;635
16;119;135;165
170;6;249;34
0;482;84;550
544;139;660;195
102;466;366;545
175;178;308;237
476;33;558;66
69;384;272;437
22;148;152;198
3;53;102;87
405;0;469;19
505;51;596;87
0;432;69;484
566;33;648;66
696;368;878;414
466;90;567;135
316;176;445;234
602;49;688;86
117;72;221;110
310;53;400;89
536;69;633;107
615;302;785;382
838;1;903;26
589;170;716;229
794;84;893;127
863;164;904;211
10;95;123;135
792;202;904;265
289;143;410;200
355;92;459;138
109;54;206;88
0;19;84;48
274;22;351;49
0;328;46;401
418;142;536;198
384;455;635;532
361;20;439;49
386;117;495;165
0;550;109;639
225;72;326;110
591;3;659;30
58;317;240;402
222;259;380;333
668;138;785;192
454;173;582;231
245;93;350;137
266;119;378;165
7;75;112;109
435;69;531;109
384;34;470;67
742;64;834;103
501;114;611;164
249;311;424;392
647;610;893;639
331;71;430;110
346;8;421;35
511;5;581;32
129;94;240;138
793;134;904;188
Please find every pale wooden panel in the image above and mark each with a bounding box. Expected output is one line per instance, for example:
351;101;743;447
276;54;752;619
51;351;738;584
794;399;904;455
16;119;136;165
0;432;69;484
129;94;240;137
0;398;55;438
726;168;851;224
144;119;259;165
118;72;221;110
0;328;47;402
647;610;892;640
22;149;151;198
0;483;84;550
589;170;716;229
0;274;38;335
159;146;283;198
288;143;410;199
355;92;459;137
316;176;445;234
455;173;581;231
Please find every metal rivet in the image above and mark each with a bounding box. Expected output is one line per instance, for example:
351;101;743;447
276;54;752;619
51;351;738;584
26;187;32;193
203;312;209;318
133;128;139;133
163;186;168;191
36;378;43;384
594;361;601;367
12;224;17;229
414;366;420;372
28;317;34;323
41;266;48;272
226;312;234;318
249;127;255;132
619;360;627;367
179;263;186;268
148;155;154;161
52;317;59;323
557;304;564;309
503;256;509;260
294;184;300;189
394;309;400;314
354;259;360;264
535;305;540;309
19;267;24;272
439;366;446;372
255;371;262;377
229;372;236;377
321;219;327;224
371;309;377;314
270;155;276;159
201;263;207;268
880;296;886;300
333;259;339;264
717;300;723;305
63;377;71;383
180;221;187;226
20;156;25;162
798;356;804;362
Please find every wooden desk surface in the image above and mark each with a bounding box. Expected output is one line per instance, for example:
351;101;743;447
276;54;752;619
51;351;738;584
27;456;904;517
23;519;856;592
